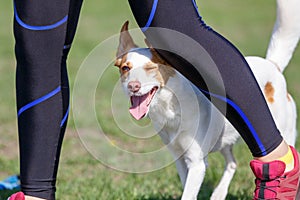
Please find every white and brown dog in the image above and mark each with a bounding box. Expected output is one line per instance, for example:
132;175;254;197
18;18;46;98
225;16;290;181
114;1;299;199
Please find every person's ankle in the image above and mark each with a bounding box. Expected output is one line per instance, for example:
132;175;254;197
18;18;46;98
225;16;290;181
255;140;289;162
254;141;295;172
24;196;46;200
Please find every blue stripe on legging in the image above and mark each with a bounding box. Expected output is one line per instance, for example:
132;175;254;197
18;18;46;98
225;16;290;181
18;86;61;117
63;44;72;49
192;0;202;18
141;0;158;32
60;105;70;127
14;4;68;31
200;89;267;155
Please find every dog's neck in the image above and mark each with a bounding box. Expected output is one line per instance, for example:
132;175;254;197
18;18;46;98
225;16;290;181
148;71;196;134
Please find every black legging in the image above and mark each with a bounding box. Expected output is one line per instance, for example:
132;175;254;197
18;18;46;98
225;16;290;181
128;0;283;157
14;0;83;198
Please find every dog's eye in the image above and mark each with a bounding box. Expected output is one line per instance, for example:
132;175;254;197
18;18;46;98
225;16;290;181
121;66;131;72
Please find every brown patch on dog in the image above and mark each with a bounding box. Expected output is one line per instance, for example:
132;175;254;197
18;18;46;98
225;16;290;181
115;53;127;67
144;62;158;72
150;48;169;66
119;60;133;81
114;52;133;81
264;82;275;103
157;63;176;87
115;58;122;67
143;48;175;87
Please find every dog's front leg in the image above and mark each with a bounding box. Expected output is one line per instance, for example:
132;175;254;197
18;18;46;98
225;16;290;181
210;145;237;200
175;156;188;187
181;159;207;200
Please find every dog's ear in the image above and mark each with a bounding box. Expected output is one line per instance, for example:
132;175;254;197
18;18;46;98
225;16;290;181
115;21;137;67
144;38;162;62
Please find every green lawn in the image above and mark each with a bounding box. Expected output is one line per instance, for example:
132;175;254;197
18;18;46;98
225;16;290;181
1;0;300;199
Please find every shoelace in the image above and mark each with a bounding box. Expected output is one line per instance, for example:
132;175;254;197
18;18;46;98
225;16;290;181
253;176;284;200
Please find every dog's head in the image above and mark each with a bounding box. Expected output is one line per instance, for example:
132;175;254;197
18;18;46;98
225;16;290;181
115;21;175;120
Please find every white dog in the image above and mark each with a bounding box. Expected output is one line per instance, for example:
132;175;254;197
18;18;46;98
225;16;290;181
114;0;299;199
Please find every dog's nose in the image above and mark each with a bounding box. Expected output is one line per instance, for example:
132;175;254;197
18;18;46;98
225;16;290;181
128;81;141;93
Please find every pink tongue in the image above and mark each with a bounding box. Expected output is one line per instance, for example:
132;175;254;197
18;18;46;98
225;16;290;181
129;93;151;120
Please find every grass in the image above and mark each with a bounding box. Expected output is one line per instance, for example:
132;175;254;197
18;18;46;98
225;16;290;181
0;0;300;199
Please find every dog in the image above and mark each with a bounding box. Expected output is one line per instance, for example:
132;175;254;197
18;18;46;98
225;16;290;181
114;1;298;199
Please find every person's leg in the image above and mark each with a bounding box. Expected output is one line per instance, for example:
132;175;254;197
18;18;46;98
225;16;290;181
13;0;82;199
128;1;299;199
128;0;283;158
61;0;84;135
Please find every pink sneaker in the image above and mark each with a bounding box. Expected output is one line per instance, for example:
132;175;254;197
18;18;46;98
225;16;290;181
7;192;25;200
250;146;300;200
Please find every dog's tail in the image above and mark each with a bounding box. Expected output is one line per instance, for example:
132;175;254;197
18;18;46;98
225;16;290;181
266;0;300;72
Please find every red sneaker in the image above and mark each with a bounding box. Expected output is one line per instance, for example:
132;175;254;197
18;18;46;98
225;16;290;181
250;146;300;200
7;192;25;200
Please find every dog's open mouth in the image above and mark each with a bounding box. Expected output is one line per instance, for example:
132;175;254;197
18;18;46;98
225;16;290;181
129;87;158;120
